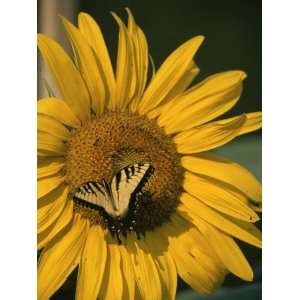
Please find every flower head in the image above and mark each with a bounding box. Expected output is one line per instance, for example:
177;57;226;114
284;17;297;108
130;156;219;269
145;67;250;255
37;8;262;300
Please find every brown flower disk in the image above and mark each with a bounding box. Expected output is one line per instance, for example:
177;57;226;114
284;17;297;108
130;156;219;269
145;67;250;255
65;112;183;232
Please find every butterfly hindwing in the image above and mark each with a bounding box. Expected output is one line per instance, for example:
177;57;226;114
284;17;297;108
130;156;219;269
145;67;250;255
111;162;150;217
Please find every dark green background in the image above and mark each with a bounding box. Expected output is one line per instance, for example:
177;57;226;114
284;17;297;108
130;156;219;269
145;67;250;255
50;0;262;299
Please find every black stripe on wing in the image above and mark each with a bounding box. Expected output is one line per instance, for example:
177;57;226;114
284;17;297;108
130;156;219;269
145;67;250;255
115;162;151;192
73;181;106;210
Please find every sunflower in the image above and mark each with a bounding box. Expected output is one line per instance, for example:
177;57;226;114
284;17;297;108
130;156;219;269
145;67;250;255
37;8;262;300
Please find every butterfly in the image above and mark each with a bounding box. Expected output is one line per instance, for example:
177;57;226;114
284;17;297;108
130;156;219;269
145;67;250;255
73;162;151;219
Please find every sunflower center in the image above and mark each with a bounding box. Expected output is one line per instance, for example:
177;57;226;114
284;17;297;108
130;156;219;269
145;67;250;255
65;112;183;242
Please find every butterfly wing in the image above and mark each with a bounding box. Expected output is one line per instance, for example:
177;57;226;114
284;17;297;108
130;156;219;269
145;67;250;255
74;181;111;212
74;162;150;218
110;162;150;217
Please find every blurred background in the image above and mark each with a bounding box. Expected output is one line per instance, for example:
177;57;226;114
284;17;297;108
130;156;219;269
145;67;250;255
38;0;262;299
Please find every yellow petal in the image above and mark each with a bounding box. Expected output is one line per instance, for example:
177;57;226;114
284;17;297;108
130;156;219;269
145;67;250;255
147;61;199;119
137;36;205;114
204;111;262;137
237;111;262;135
38;215;88;300
158;71;246;134
38;131;66;156
163;61;200;105
181;153;262;203
37;34;90;123
37;97;81;128
78;13;116;106
136;27;148;94
251;202;262;212
175;114;246;153
38;200;73;250
37;114;71;141
98;236;123;300
179;193;262;247
61;16;106;116
38;185;69;233
127;234;162;300
227;216;263;243
110;12;133;111
37;175;65;199
37;158;64;179
202;221;253;281
125;9;138;105
144;232;177;300
38;150;54;157
126;8;149;112
76;226;107;300
214;236;253;282
154;254;177;300
161;216;225;294
183;172;259;222
146;105;164;120
119;244;135;300
169;213;223;263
